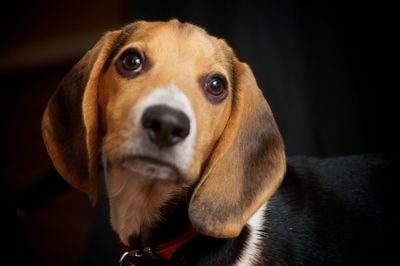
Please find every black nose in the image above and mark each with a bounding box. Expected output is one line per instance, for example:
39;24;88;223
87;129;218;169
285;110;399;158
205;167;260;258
141;105;190;148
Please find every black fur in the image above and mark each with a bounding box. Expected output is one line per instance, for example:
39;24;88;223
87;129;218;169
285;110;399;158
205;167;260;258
263;154;397;265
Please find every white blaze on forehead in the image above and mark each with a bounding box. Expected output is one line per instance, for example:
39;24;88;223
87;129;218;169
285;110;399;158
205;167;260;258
133;85;197;170
133;85;195;123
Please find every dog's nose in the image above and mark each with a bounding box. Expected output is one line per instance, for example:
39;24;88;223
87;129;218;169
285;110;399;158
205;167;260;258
141;105;190;148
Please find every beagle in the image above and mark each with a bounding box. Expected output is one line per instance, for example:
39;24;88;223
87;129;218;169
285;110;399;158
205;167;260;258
42;20;394;265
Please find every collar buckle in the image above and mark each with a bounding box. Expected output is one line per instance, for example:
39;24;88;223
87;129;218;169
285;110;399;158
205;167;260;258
119;247;153;266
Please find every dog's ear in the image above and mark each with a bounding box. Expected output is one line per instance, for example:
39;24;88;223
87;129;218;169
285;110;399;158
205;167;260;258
189;59;286;238
42;30;121;205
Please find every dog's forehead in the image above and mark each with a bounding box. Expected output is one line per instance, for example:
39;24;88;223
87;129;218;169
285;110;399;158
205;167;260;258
114;20;229;64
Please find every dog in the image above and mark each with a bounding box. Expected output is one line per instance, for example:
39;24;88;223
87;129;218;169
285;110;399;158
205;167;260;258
42;20;395;265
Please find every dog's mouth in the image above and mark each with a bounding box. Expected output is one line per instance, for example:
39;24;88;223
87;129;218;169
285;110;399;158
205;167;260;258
120;155;181;181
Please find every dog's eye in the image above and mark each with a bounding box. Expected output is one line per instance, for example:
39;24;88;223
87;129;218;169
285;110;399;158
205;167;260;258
116;50;145;78
121;52;143;72
206;77;225;96
203;74;228;103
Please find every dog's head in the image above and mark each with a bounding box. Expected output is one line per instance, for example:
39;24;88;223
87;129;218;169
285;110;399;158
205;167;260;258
42;20;285;241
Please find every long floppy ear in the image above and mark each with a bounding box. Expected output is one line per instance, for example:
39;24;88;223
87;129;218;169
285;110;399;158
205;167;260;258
189;59;286;238
42;30;121;205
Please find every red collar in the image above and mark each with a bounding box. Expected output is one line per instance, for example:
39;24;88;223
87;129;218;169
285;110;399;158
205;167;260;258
119;225;198;264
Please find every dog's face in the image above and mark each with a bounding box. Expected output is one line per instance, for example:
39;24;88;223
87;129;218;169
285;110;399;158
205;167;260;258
42;20;286;244
98;21;235;242
100;21;233;187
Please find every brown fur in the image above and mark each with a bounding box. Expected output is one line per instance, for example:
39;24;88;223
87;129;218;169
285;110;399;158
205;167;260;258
42;20;286;244
42;31;122;204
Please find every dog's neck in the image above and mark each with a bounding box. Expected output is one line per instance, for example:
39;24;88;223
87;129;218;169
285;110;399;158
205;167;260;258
128;185;192;248
105;164;192;247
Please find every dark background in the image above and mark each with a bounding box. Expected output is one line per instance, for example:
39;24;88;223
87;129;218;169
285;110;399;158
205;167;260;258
0;0;397;265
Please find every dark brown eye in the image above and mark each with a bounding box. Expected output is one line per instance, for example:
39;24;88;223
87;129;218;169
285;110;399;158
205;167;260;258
206;76;225;96
116;49;145;78
121;52;143;71
203;74;228;103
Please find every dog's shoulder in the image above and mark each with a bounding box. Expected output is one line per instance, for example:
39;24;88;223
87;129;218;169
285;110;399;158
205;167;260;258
263;154;397;265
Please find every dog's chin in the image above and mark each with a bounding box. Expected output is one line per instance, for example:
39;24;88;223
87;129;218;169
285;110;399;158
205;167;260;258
120;155;182;181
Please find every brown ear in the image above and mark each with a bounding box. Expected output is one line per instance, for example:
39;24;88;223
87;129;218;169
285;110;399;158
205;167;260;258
41;30;121;205
189;60;286;238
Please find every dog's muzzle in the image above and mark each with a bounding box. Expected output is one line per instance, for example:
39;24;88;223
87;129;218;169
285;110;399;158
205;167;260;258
116;104;191;181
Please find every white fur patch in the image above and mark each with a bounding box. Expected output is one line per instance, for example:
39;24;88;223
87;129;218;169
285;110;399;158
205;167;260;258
234;202;267;266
